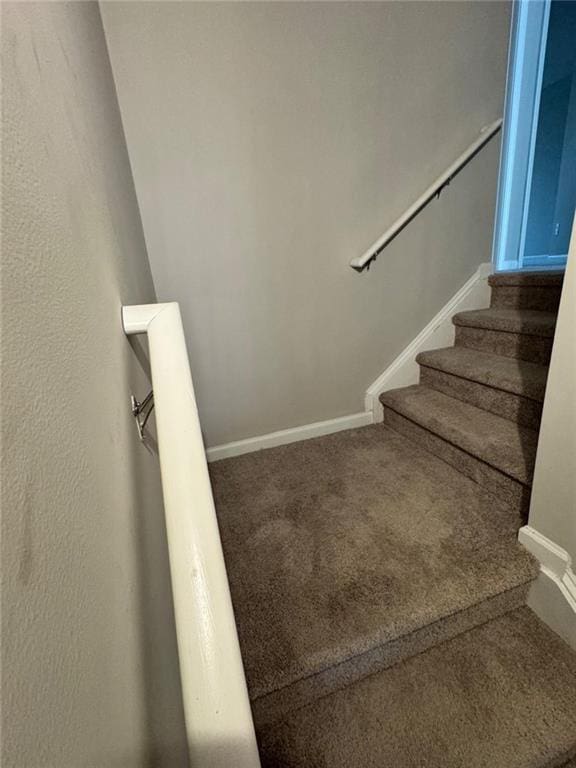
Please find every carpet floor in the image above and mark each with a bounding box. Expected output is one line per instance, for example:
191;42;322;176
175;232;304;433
257;607;576;768
211;425;537;717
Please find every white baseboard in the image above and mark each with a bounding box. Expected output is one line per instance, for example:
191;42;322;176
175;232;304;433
518;525;576;650
365;262;492;421
206;411;374;462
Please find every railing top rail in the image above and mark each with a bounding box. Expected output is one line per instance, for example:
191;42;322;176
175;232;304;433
350;118;503;272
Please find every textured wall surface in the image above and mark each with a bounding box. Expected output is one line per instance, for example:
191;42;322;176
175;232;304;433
1;3;187;766
102;0;511;447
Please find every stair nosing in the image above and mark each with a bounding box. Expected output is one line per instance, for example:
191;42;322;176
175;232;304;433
250;573;536;704
416;347;547;402
452;308;557;337
250;577;537;727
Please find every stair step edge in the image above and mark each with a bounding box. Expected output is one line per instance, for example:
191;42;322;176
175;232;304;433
251;578;536;727
415;348;548;401
380;386;538;486
453;308;557;337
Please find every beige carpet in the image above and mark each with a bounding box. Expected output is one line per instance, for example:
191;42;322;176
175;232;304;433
257;608;576;768
209;271;574;763
211;424;537;721
380;271;564;516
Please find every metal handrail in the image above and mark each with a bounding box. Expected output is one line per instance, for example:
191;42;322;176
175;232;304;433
350;118;503;272
122;302;261;768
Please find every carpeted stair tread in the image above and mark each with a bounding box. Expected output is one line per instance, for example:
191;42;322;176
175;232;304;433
453;307;557;336
210;425;537;716
488;270;565;287
416;346;548;401
257;607;576;768
380;385;538;485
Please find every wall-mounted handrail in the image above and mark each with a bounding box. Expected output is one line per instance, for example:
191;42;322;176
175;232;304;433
350;118;503;272
122;302;261;768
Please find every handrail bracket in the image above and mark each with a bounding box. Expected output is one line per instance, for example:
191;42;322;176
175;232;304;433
130;390;154;441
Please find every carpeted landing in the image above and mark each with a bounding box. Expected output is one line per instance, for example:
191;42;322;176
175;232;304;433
211;425;539;723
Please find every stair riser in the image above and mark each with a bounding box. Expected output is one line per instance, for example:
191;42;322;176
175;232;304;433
251;581;531;728
419;366;543;430
455;325;553;365
382;408;531;516
490;285;562;313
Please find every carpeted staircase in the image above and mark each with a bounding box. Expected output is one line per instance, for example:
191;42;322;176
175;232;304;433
381;270;563;518
210;270;576;767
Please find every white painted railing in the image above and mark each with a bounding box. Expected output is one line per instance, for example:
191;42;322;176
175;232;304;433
350;118;503;272
122;303;261;768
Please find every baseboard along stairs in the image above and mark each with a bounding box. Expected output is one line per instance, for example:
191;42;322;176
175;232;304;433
209;270;576;767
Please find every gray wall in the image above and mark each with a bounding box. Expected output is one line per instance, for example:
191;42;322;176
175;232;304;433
102;1;511;448
1;3;187;766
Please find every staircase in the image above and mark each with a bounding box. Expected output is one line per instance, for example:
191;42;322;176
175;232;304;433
381;270;562;518
210;270;576;767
